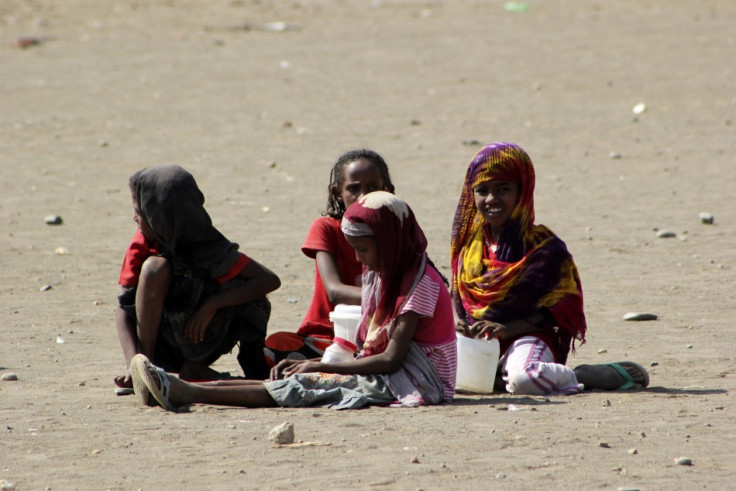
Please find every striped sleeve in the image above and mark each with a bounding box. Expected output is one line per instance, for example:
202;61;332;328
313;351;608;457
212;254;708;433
400;273;440;318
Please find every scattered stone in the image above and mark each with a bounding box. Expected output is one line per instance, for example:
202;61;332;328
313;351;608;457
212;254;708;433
495;473;507;479
2;373;18;381
90;448;102;455
267;422;295;444
686;344;693;349
410;456;420;464
699;212;714;224
115;387;134;396
599;442;611;448
656;230;676;238
650;361;659;367
628;448;638;455
287;298;298;304
462;139;481;146
632;102;647;114
623;312;658;321
609;152;622;159
45;215;63;225
56;335;65;344
598;348;608;354
602;399;611;407
0;479;17;490
40;285;52;292
674;457;693;466
54;247;70;255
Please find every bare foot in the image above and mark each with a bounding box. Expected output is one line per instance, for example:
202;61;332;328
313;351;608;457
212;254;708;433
574;362;649;390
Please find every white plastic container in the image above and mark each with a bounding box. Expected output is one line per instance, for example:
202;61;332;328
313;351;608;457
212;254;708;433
455;334;500;394
321;337;358;363
329;304;362;343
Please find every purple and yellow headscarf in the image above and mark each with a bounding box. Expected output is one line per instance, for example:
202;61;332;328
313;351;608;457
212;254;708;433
451;143;586;362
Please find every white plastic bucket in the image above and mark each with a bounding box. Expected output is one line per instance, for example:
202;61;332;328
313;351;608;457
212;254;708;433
455;334;500;394
329;304;362;343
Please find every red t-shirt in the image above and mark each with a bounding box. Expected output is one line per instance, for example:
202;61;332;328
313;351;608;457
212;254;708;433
118;229;250;288
298;217;363;337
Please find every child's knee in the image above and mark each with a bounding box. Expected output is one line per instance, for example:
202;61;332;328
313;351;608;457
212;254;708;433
505;363;548;396
140;256;171;282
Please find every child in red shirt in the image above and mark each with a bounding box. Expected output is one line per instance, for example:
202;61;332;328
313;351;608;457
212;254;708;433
115;165;280;390
264;149;395;365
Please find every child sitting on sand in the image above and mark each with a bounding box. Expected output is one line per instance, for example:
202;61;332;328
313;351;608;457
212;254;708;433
130;192;457;410
452;142;649;394
114;165;280;389
264;149;394;365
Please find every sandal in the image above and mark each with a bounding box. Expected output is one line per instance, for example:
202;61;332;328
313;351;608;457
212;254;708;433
131;354;177;411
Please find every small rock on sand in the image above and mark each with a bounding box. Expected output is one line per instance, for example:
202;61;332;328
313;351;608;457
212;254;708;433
674;457;693;466
699;212;714;224
268;422;295;444
2;373;18;381
45;215;63;225
623;312;658;321
656;230;676;238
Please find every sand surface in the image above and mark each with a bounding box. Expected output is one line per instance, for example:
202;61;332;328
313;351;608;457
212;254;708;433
2;1;735;489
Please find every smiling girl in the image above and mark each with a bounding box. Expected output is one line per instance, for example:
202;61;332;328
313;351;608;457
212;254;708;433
452;143;648;394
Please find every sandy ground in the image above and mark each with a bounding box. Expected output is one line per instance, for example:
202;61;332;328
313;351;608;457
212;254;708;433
2;0;735;489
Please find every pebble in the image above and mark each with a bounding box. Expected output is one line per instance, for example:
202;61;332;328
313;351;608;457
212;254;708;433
628;448;638;455
0;479;17;491
115;387;134;396
598;348;608;354
623;312;658;321
40;284;52;292
410;456;420;464
2;373;18;381
267;422;294;444
650;361;659;367
674;457;693;466
599;442;611;448
632;102;647;114
495;473;507;479
44;215;63;225
686;344;693;349
609;152;622;159
54;247;70;255
699;212;714;224
656;230;676;238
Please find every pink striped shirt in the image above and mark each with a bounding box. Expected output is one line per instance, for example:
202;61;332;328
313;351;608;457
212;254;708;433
400;267;457;401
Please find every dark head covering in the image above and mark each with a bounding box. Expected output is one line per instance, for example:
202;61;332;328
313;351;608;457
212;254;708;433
131;165;240;279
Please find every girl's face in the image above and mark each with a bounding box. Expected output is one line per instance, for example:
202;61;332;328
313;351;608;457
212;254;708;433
345;234;381;272
335;158;386;210
131;193;155;241
473;180;520;235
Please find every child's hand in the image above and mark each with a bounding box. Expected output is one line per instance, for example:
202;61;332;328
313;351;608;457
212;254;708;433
469;320;510;340
185;301;218;343
455;319;471;337
270;359;321;379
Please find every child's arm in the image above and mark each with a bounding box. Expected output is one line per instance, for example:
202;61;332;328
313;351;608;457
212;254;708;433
315;251;362;305
274;312;419;378
114;304;139;387
185;259;281;343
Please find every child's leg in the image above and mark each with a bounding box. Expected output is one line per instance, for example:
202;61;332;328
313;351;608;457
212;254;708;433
501;336;582;395
133;355;277;409
136;256;171;360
